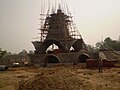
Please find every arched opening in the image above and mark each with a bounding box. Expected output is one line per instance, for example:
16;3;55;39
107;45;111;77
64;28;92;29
70;47;75;52
69;39;84;52
44;55;60;67
41;39;67;54
78;54;90;63
47;55;59;63
46;44;60;54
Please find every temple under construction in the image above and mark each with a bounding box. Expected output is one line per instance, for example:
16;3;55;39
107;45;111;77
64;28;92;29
32;2;86;54
30;1;91;66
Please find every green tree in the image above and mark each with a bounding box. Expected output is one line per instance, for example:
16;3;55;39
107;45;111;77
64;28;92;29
95;41;104;50
86;45;95;52
0;48;7;59
19;49;28;55
95;37;120;51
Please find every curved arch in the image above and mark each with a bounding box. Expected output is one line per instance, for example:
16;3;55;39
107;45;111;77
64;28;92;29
40;39;67;53
77;53;90;63
44;55;60;67
69;39;84;52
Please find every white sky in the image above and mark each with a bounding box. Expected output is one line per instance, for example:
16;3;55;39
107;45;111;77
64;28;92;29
0;0;120;53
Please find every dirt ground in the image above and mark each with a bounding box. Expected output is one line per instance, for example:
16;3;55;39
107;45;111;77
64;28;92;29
0;63;120;90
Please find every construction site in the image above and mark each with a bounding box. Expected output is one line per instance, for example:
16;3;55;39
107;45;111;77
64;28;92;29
0;0;120;90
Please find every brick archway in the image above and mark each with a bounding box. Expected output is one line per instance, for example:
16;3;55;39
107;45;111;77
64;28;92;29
77;53;90;63
44;55;60;67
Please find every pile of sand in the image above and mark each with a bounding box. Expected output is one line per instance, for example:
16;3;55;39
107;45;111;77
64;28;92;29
18;67;92;90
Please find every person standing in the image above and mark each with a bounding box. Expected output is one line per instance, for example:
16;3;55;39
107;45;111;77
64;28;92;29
98;51;107;73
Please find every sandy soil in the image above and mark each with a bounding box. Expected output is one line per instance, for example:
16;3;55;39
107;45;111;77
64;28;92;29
0;64;120;90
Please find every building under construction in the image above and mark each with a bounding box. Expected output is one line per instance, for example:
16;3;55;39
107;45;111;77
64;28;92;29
31;1;92;66
32;8;85;53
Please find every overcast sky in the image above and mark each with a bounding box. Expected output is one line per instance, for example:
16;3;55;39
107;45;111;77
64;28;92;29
0;0;120;53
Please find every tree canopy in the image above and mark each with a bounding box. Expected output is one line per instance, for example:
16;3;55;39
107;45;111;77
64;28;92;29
0;48;7;59
95;37;120;51
87;37;120;52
